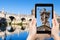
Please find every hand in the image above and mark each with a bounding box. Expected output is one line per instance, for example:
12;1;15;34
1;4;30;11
0;31;5;37
27;18;36;40
52;11;60;40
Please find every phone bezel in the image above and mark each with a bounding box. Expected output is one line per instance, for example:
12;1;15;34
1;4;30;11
35;4;53;34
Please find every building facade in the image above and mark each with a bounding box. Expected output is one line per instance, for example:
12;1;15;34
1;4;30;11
0;9;35;31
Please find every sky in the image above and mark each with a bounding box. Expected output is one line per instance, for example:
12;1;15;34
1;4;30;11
0;0;60;15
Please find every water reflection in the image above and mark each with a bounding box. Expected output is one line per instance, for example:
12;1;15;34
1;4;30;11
0;17;29;40
0;25;29;40
5;31;29;40
6;25;29;40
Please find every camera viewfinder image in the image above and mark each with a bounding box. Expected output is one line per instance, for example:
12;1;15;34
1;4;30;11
36;7;52;34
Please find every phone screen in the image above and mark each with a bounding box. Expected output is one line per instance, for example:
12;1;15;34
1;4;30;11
35;4;53;34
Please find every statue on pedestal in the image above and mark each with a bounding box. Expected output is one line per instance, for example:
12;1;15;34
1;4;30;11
37;8;51;34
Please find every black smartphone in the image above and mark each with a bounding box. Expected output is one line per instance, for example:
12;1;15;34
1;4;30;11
35;4;53;34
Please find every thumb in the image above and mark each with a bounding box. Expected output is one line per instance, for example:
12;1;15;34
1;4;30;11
29;18;36;34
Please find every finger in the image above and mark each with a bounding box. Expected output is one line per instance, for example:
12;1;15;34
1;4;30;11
52;15;59;35
52;19;57;35
32;18;36;26
52;19;57;27
53;11;58;23
29;18;36;34
53;11;59;27
52;17;59;29
29;18;36;26
53;11;57;19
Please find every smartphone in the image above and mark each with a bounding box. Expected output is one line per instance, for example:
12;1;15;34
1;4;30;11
35;4;53;34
